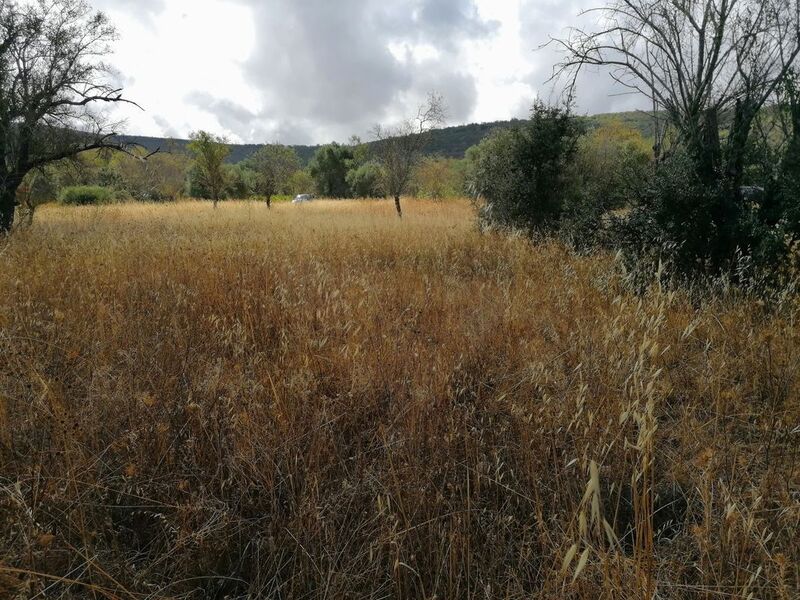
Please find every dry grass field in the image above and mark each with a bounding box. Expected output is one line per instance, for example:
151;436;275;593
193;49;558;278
1;199;798;599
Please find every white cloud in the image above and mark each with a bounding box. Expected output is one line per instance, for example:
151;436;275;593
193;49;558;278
99;0;644;144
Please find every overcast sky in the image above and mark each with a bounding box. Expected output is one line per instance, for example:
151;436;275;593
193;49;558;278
96;0;646;144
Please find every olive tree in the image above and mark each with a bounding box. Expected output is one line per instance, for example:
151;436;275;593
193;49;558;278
372;93;446;217
245;144;300;208
0;0;144;232
188;131;229;208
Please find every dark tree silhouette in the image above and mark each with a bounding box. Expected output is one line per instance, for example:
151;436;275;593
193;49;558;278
0;0;143;232
557;0;800;187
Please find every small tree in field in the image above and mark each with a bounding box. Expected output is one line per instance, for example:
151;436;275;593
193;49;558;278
188;131;229;208
245;144;300;208
0;0;143;232
372;94;446;217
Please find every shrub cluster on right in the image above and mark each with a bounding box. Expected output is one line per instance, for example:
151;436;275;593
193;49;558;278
469;0;800;291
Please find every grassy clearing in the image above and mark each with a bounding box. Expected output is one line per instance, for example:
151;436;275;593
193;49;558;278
1;199;798;599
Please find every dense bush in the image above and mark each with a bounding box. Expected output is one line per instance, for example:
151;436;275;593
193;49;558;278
576;120;651;210
610;148;798;290
112;152;190;202
287;169;315;195
309;143;354;198
59;185;114;205
412;157;465;199
609;80;800;287
224;163;257;199
346;162;384;197
468;102;584;232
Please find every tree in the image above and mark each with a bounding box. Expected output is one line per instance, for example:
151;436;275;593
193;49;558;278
111;148;190;201
223;163;255;200
308;143;353;198
467;102;584;231
558;0;800;187
558;0;800;278
0;0;144;232
15;164;57;227
372;93;446;217
413;157;464;199
576;120;651;210
346;162;384;198
245;144;300;208
287;169;314;195
187;131;229;207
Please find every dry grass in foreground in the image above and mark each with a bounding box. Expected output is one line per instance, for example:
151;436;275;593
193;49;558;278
1;199;798;599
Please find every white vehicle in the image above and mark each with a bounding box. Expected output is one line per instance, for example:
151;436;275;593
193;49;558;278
292;194;314;204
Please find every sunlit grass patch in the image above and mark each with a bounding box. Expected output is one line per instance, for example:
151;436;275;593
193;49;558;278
0;199;797;599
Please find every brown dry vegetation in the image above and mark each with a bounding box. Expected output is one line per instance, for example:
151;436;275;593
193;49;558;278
0;199;798;599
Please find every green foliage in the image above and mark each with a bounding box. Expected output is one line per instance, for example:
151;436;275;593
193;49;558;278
287;170;315;195
308;143;354;198
108;149;190;202
755;73;800;244
576;120;652;210
346;162;384;198
611;74;800;288
244;145;301;202
59;185;114;206
612;150;791;288
187;131;230;203
558;121;653;251
224;164;257;199
412;157;465;199
468;102;584;231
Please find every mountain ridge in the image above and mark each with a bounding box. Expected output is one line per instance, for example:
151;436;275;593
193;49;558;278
120;111;657;165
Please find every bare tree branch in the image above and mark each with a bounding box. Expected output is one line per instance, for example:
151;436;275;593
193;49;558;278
0;0;141;231
371;93;446;218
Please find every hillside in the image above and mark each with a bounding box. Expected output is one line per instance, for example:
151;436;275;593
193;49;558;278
120;110;658;165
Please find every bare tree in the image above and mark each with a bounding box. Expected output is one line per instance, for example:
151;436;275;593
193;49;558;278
556;0;800;186
0;0;147;232
372;93;446;217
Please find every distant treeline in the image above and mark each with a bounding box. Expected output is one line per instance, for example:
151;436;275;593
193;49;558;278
119;111;660;165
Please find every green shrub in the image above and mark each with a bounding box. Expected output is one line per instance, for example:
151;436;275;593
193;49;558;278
467;102;584;232
59;185;114;206
346;162;384;198
611;150;793;289
309;143;354;198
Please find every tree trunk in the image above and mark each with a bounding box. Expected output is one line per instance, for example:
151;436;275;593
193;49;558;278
23;202;34;228
696;108;722;185
266;195;272;209
0;185;17;234
394;194;402;218
725;100;756;191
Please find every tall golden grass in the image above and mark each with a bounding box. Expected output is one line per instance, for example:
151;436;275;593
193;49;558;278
1;199;798;599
